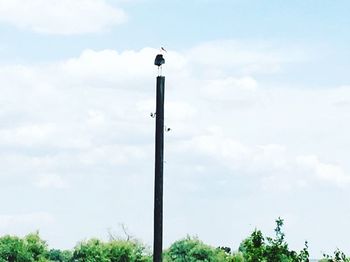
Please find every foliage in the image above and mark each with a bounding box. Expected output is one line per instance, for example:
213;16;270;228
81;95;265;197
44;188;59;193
239;229;265;261
321;249;350;262
72;238;151;262
163;236;214;261
47;249;72;262
0;235;33;262
239;217;309;262
107;240;151;262
0;233;151;262
163;236;243;261
0;232;49;262
0;219;349;261
25;232;49;261
72;239;109;262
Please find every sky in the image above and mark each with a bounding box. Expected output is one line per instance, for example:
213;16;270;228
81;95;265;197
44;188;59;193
0;0;350;258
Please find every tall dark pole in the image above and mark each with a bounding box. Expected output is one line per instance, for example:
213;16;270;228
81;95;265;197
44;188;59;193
153;75;165;262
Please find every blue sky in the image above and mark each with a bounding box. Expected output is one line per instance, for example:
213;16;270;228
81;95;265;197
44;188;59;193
0;0;350;258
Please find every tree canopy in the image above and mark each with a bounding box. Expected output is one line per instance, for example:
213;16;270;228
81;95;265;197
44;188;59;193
0;219;348;261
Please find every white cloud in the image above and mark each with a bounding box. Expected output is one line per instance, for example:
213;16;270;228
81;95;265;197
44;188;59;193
61;48;156;83
0;124;54;145
0;45;348;189
34;174;69;189
187;40;306;75
78;144;147;166
0;212;55;233
0;42;349;255
0;0;127;35
296;155;350;187
202;77;258;102
171;130;350;189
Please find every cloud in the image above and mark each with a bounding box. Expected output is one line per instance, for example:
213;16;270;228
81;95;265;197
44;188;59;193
0;0;127;35
0;45;349;188
61;48;156;84
0;212;55;234
186;40;306;76
172;132;350;190
202;77;258;103
34;174;69;189
296;155;350;187
0;42;350;254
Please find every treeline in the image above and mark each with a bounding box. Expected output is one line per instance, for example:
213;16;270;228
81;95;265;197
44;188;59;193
0;218;348;261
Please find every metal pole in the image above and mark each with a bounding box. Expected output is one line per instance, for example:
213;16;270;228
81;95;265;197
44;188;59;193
153;76;165;262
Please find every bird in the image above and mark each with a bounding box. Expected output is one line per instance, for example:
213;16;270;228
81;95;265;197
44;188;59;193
161;47;167;53
154;54;165;67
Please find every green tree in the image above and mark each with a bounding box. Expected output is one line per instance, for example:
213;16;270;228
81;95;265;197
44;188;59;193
108;240;151;262
72;238;151;262
321;249;350;262
163;236;239;262
239;229;266;262
48;249;72;262
239;218;309;262
24;232;49;261
164;236;215;261
0;235;32;262
264;217;297;262
72;239;109;262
